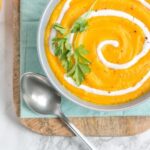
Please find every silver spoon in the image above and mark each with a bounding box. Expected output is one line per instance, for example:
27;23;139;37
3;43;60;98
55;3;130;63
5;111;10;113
21;72;96;150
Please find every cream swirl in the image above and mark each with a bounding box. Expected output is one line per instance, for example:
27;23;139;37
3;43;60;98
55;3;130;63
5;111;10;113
93;10;150;70
140;0;150;9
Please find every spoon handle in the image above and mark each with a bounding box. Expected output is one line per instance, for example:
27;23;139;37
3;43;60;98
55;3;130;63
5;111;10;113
59;112;96;150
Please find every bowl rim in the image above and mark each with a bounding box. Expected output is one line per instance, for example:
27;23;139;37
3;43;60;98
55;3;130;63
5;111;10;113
37;0;150;112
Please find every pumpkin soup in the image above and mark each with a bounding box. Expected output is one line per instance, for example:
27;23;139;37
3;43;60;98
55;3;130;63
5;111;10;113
45;0;150;105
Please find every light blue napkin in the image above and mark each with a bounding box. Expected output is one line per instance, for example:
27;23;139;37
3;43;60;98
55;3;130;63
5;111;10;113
20;0;150;118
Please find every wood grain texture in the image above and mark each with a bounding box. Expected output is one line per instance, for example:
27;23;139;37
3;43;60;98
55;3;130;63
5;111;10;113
13;0;150;136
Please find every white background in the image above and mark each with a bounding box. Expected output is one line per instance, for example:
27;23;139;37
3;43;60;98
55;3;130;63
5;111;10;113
1;1;150;150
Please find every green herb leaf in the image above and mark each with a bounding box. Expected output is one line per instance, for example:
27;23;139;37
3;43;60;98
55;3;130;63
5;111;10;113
75;45;91;64
75;45;89;55
74;65;84;86
52;36;73;71
65;40;72;50
67;45;91;85
52;38;63;55
52;37;67;55
53;23;66;35
71;18;88;33
67;64;76;76
79;63;91;74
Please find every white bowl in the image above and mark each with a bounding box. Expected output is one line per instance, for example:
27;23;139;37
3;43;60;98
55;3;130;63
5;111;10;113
37;0;150;111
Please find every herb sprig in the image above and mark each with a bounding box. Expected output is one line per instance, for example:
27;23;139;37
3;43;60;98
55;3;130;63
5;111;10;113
52;36;72;71
52;19;90;85
71;18;88;33
67;45;91;85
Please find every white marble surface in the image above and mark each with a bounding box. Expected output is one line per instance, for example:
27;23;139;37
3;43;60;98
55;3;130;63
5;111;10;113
1;0;150;150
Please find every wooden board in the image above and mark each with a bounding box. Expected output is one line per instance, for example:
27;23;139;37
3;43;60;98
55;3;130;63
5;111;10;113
13;0;150;136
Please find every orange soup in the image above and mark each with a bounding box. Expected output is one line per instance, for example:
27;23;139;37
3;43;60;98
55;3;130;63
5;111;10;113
45;0;150;105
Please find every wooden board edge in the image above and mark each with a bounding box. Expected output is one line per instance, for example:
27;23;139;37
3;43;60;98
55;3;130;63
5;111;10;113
12;0;150;136
13;0;20;116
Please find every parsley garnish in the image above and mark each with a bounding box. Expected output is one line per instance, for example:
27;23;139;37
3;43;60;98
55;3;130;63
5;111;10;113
52;36;72;71
71;18;88;33
52;21;91;85
53;23;66;35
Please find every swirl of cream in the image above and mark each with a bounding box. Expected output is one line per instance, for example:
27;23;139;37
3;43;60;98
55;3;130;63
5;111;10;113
90;10;150;70
140;0;150;9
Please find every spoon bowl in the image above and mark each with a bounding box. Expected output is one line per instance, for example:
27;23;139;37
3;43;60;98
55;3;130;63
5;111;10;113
21;72;61;115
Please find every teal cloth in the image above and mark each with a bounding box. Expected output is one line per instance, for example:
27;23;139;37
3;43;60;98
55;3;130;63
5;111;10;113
21;0;150;118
